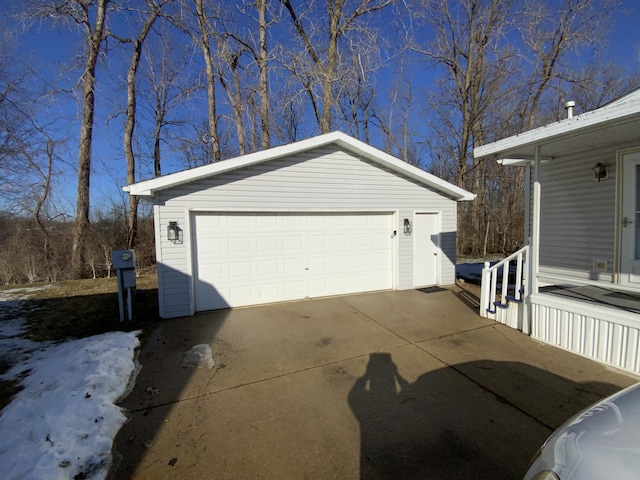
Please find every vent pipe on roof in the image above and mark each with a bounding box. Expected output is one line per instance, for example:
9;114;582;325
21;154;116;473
565;100;576;119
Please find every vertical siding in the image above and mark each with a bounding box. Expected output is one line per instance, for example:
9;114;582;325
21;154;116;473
531;294;640;375
155;146;459;317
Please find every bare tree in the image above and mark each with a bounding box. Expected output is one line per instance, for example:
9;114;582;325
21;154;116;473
216;35;249;155
119;0;165;250
280;0;392;133
72;0;109;278
516;0;623;130
257;0;270;149
25;0;111;278
193;0;222;161
406;0;623;255
139;29;202;177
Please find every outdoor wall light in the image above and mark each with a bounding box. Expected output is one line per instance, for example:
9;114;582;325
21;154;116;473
167;221;182;243
592;162;608;182
404;218;412;236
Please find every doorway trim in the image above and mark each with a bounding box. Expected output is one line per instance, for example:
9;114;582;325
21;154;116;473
412;211;442;287
616;147;640;287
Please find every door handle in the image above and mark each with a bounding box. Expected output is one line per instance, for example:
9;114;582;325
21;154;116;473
623;217;633;227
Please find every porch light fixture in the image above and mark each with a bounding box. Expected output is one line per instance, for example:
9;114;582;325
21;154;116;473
404;218;412;236
167;221;182;243
592;163;608;182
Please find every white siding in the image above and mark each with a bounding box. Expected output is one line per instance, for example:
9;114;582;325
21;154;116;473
538;144;618;279
156;146;458;317
531;293;640;375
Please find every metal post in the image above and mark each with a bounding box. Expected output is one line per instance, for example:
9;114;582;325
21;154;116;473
117;270;125;322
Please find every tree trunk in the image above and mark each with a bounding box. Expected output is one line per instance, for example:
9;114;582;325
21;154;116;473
258;0;270;149
70;0;108;279
125;5;160;250
154;115;162;177
195;0;221;162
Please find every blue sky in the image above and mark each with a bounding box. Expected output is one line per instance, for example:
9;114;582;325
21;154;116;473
6;1;640;216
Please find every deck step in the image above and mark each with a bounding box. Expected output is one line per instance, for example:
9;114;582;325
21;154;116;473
506;295;522;303
493;301;508;309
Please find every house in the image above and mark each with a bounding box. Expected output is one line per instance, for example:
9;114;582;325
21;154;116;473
126;131;474;318
474;89;640;375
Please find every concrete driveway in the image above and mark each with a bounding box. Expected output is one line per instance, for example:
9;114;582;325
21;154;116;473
112;286;638;480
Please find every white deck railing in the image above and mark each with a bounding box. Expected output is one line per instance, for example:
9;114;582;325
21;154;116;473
480;245;529;319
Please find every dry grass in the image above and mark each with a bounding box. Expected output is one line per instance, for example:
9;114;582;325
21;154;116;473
0;275;160;409
0;275;160;342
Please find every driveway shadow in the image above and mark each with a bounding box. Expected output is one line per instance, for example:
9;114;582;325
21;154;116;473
111;267;231;479
348;353;623;480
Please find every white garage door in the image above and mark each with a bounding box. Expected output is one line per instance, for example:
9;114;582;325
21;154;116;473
193;212;393;310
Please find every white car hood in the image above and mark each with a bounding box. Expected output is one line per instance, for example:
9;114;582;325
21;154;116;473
527;382;640;480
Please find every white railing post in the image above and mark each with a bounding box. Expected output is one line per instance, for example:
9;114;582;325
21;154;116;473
514;250;524;301
522;246;531;335
480;261;491;317
478;245;530;322
500;260;510;303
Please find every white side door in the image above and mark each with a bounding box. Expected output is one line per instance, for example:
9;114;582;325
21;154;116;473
413;213;439;287
620;150;640;286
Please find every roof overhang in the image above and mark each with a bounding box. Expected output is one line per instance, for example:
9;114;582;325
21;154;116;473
474;90;640;163
126;131;475;201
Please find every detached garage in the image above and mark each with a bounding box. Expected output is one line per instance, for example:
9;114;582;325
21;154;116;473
126;132;474;318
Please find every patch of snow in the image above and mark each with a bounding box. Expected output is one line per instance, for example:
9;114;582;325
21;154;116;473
456;262;488;284
0;284;56;302
182;344;215;369
0;317;28;338
0;317;43;372
0;330;140;480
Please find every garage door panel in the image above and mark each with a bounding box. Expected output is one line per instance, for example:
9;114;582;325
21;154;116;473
331;235;348;248
284;236;304;250
352;234;370;247
256;216;278;228
284;257;304;274
229;261;252;279
283;216;304;228
257;236;279;253
228;237;252;254
308;256;328;271
308;215;329;227
258;283;281;301
308;278;329;295
331;255;350;270
194;213;393;311
284;280;305;297
329;215;349;227
228;216;251;228
372;273;391;288
257;259;279;275
308;235;327;249
228;285;253;303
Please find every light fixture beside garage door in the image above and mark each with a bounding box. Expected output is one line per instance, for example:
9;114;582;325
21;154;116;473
167;221;183;243
404;218;412;236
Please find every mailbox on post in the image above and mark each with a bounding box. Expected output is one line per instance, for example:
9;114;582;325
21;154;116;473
112;249;136;321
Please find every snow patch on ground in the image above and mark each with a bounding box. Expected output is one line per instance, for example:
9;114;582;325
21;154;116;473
0;286;141;480
0;331;140;480
0;284;56;302
456;262;489;284
0;325;43;372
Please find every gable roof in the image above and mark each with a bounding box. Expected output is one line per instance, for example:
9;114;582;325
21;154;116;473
125;131;475;201
473;88;640;163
